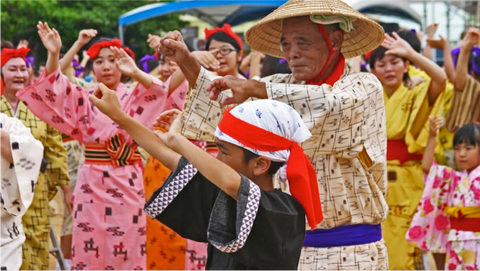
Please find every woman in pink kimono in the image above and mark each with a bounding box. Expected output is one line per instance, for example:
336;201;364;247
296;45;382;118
16;22;169;270
407;122;480;270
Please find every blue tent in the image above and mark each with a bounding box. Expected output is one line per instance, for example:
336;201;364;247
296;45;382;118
118;0;288;42
118;0;422;43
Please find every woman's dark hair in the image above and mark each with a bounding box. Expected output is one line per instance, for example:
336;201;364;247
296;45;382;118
0;39;15;80
205;31;241;51
396;29;421;53
242;149;284;176
369;46;410;84
453;122;480;147
1;40;14;50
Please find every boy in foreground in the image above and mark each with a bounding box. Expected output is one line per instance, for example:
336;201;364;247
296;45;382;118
89;83;321;269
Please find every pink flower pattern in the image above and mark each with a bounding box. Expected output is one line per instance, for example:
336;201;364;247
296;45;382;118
407;164;480;270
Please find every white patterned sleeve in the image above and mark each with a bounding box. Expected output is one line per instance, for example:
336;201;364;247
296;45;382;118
143;158;198;218
207;176;261;253
1;113;43;217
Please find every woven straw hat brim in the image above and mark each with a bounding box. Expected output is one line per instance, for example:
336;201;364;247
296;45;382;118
245;0;385;59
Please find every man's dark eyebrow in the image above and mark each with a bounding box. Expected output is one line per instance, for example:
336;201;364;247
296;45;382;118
293;37;310;42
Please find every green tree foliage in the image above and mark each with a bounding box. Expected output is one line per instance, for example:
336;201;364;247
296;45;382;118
1;0;187;68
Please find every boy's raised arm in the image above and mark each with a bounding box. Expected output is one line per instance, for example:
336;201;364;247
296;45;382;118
90;83;242;200
88;83;180;171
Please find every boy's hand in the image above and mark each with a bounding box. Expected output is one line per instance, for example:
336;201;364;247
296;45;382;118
429;116;444;137
427;35;449;50
153;109;183;150
89;83;123;120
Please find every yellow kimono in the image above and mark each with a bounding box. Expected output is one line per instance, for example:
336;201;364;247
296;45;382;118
381;76;444;270
410;66;455;167
1;97;69;270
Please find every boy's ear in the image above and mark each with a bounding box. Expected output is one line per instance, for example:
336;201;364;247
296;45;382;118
252;157;271;176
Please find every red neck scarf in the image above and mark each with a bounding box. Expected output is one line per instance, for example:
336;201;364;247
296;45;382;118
87;39;122;59
1;47;30;95
307;25;345;86
205;24;243;51
218;108;323;229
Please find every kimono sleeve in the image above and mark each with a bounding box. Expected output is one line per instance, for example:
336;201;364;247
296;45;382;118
144;157;218;242
405;78;446;154
181;67;232;141
43;124;70;201
446;75;480;132
207;176;305;269
406;164;451;253
264;73;384;157
16;67;95;142
1;114;43;217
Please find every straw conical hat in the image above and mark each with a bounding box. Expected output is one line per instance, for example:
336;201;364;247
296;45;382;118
245;0;384;59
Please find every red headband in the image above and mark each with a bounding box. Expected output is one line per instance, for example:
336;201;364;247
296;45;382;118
1;47;30;95
86;39;122;59
205;24;243;51
218;108;323;229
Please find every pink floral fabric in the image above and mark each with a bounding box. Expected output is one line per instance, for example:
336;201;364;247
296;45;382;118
407;164;480;270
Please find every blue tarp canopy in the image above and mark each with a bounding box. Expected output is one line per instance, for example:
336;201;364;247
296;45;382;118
118;0;288;42
118;0;422;43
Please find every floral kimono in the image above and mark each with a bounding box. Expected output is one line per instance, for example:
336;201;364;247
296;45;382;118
407;164;480;270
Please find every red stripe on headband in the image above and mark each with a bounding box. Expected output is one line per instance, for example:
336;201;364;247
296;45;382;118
205;24;243;51
218;108;323;229
87;39;122;59
1;47;30;95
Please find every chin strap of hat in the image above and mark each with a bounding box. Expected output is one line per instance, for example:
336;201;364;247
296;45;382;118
307;25;345;86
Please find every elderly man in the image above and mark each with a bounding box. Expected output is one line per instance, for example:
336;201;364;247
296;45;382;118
156;0;388;269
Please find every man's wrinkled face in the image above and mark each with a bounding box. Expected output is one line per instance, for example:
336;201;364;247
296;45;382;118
281;16;329;81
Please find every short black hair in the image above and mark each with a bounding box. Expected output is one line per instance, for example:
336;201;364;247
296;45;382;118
206;31;241;51
453;122;480;147
369;46;411;84
242;148;284;176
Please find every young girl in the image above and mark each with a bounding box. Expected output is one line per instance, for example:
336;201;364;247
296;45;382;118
407;122;480;270
16;22;170;270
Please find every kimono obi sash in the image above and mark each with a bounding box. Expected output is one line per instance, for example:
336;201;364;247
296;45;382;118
445;206;480;232
62;134;75;143
303;224;382;248
386;140;423;164
84;134;141;168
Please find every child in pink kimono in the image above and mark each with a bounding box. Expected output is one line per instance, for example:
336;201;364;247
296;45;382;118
16;21;171;270
407;122;480;270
